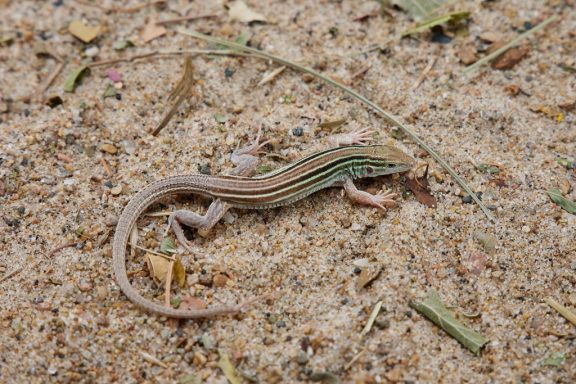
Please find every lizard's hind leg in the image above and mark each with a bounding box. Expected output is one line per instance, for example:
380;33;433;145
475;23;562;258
168;199;231;255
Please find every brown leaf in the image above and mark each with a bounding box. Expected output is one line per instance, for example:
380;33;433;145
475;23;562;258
405;165;437;207
356;264;381;290
142;19;166;43
491;45;530;70
228;1;267;23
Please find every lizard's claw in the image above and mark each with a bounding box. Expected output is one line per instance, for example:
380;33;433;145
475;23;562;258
371;189;398;212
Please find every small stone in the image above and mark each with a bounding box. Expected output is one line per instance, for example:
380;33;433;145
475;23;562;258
295;351;309;365
224;68;234;78
292;127;304;136
100;143;117;154
462;195;473;204
77;279;93;292
213;274;229;288
198;272;213;286
110;185;122;195
521;225;531;233
95;286;107;301
105;215;118;227
84;46;99;57
351;222;364;231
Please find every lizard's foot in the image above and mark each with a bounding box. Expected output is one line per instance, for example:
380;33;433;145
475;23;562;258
343;178;398;212
329;128;375;147
234;126;271;157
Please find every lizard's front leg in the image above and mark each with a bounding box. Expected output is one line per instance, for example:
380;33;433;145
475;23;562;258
229;126;270;177
168;199;231;254
329;128;375;147
343;178;397;212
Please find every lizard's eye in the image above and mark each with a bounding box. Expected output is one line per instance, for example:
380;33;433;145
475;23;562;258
387;163;395;168
366;166;375;174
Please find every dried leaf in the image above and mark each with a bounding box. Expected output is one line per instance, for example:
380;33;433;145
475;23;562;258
543;352;565;367
257;66;286;86
410;290;488;354
63;66;89;92
356;264;381;290
145;253;171;283
113;39;134;51
68;20;100;43
547;188;576;215
102;83;117;98
318;118;347;131
214;113;230;123
457;45;478;65
360;301;383;337
390;0;449;20
160;238;177;255
228;1;267;23
402;12;470;36
491;45;530;70
152;56;194;136
234;32;250;46
173;258;186;288
405;166;437;207
142;19;166;43
218;351;241;384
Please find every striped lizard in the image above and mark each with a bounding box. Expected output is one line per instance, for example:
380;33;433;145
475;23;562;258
112;129;415;318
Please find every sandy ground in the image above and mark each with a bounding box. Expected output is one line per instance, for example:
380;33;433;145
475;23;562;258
1;0;575;383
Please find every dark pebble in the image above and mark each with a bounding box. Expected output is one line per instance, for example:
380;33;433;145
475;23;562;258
104;181;113;188
277;320;286;328
293;127;304;136
224;68;234;78
115;93;122;100
353;267;361;274
198;163;211;175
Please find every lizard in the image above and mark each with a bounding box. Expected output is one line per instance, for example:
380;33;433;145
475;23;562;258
112;129;415;319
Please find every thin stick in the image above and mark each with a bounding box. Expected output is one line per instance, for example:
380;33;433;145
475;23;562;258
40;61;65;94
86;49;245;69
164;258;174;307
546;297;576;327
77;0;166;13
156;14;219;26
411;56;437;91
177;29;495;222
465;15;558;75
128;243;176;261
360;301;383;337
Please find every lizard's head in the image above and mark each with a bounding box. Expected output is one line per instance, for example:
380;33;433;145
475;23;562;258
358;145;415;177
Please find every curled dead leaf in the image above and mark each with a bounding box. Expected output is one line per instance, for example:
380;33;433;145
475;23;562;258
405;165;437;208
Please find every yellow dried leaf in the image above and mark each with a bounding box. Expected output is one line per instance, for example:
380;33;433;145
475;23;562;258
173;258;186;288
68;20;100;43
145;253;170;283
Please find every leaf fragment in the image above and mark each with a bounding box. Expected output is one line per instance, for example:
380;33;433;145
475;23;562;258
556;158;575;169
543;352;565;367
160;238;177;255
476;163;500;174
68;20;100;43
218;351;241;384
113;39;135;51
102;83;117;98
318;118;347;131
356;264;381;290
214;113;230;123
63;66;90;92
178;373;201;384
547;188;576;215
173;258;186;288
228;1;267;24
410;290;488;354
142;19;166;43
390;0;449;20
405;165;437;207
402;11;470;36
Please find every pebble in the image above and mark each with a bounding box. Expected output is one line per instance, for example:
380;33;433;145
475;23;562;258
110;185;122;196
99;143;118;154
84;46;99;57
77;279;93;292
521;225;531;233
213;274;229;288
